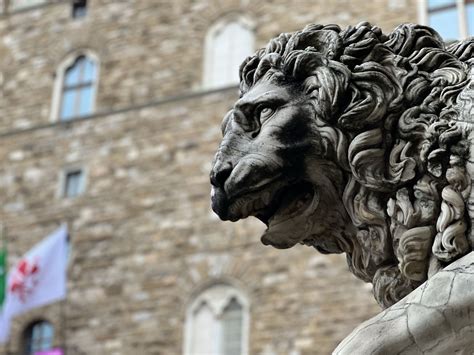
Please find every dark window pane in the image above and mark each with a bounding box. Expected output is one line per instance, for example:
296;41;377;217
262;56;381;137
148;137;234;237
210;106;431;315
24;321;54;354
31;323;41;339
429;8;459;40
60;89;76;121
64;170;84;198
72;0;87;18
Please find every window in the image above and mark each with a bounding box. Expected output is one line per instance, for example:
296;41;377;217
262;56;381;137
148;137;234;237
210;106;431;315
467;1;474;35
184;284;249;355
9;0;47;10
204;17;255;88
23;320;54;355
63;169;85;198
58;55;97;121
221;298;244;355
51;52;99;122
72;0;87;18
423;0;474;40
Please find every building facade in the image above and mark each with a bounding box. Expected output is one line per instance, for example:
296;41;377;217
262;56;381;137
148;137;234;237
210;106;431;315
0;0;468;354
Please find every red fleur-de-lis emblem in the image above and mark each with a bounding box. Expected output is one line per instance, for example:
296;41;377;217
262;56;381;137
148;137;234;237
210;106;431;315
9;258;40;303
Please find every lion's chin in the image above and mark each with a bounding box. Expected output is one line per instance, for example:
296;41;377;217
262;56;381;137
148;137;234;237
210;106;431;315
259;182;320;249
213;180;320;248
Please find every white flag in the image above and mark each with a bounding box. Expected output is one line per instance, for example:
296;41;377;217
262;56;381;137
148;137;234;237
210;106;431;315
0;225;68;343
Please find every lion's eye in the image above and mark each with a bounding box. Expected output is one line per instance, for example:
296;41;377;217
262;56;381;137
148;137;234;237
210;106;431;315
257;106;275;122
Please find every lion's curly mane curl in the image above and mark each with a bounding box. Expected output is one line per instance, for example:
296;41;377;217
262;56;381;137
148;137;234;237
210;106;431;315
239;22;474;307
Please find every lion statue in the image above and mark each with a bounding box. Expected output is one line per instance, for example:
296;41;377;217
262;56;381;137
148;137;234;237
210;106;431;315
210;22;474;352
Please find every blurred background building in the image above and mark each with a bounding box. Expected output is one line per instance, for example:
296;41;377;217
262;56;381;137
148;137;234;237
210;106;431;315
0;0;471;354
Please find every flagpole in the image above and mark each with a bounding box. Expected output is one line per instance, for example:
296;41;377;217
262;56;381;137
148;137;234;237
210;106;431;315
60;298;67;355
1;224;11;355
61;221;71;355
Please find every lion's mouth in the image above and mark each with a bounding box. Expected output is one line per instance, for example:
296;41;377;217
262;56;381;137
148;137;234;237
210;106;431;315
227;181;319;248
255;182;314;224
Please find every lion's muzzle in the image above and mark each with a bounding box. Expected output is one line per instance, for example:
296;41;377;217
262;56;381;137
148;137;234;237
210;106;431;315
210;158;234;220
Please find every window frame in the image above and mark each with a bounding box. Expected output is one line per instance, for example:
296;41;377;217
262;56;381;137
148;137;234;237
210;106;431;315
202;15;255;89
50;50;100;122
419;0;474;39
183;283;250;355
59;166;87;199
22;319;55;355
72;0;88;19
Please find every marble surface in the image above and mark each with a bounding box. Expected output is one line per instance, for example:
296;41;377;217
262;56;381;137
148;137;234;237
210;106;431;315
334;251;474;354
209;22;474;353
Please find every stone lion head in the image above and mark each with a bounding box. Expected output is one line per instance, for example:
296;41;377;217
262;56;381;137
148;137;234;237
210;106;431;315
210;22;474;308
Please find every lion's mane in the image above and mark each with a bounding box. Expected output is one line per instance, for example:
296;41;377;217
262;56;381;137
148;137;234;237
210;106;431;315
239;22;474;307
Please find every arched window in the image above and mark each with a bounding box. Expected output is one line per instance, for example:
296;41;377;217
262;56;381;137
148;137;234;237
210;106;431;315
22;320;54;355
51;52;99;122
184;284;249;355
204;17;255;88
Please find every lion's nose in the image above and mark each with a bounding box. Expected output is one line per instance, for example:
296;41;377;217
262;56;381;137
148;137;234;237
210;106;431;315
210;161;233;189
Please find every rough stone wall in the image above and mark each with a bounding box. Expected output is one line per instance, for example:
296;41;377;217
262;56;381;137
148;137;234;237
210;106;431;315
0;0;419;354
1;0;417;133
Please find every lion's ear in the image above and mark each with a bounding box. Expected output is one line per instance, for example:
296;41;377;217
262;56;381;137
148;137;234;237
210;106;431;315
283;30;342;60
